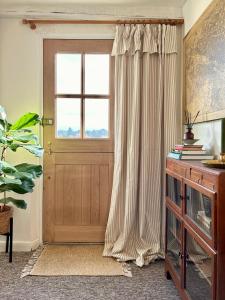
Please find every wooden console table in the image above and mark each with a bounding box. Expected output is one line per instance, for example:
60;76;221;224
165;158;225;300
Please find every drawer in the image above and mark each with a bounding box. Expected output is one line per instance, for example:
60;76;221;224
174;164;187;177
202;174;216;191
167;159;187;177
190;168;202;184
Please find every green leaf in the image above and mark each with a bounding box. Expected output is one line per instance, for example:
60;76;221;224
0;177;35;194
13;171;33;180
0;106;7;122
0;197;27;209
0;130;8;144
0;177;21;185
0;106;7;132
8;143;20;152
7;123;12;131
8;143;44;157
0;121;5;131
10;113;41;130
9;129;32;133
11;177;34;194
15;163;42;178
22;144;44;157
0;161;17;174
11;133;39;144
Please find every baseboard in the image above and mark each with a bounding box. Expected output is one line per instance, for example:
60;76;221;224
0;239;40;252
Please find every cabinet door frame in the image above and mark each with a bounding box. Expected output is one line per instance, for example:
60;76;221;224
166;169;183;215
183;223;217;300
183;177;217;249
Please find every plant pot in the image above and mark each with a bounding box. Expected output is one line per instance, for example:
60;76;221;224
0;206;13;234
184;128;194;140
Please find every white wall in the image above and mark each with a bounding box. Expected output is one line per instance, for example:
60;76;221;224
183;0;213;35
0;19;42;251
182;0;222;158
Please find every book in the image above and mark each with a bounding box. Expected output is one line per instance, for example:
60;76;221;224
168;152;182;160
168;152;214;160
173;150;207;155
175;144;203;147
181;155;214;160
175;145;203;151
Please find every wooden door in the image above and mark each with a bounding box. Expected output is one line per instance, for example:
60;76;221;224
43;39;114;243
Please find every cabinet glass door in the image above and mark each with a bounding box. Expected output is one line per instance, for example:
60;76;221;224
166;175;182;208
185;230;212;300
166;209;182;278
185;185;213;239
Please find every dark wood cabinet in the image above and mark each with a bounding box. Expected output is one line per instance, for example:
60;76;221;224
165;158;225;300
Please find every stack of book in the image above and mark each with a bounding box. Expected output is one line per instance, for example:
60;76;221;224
168;144;214;160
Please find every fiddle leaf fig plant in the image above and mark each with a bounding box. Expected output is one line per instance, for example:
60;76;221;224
0;106;43;212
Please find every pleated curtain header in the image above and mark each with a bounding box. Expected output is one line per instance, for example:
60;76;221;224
111;24;178;56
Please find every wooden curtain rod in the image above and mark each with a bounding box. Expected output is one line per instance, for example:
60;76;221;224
22;18;184;30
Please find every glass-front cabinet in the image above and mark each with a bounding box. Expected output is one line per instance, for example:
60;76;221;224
165;159;225;300
184;229;213;300
166;209;182;279
166;174;182;209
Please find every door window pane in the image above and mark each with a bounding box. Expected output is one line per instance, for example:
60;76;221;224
84;99;109;138
56;54;81;94
185;231;212;300
56;98;81;138
85;54;109;95
186;185;212;238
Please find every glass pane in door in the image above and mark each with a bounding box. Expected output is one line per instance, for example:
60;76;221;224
186;185;212;238
185;231;212;300
85;54;109;95
166;175;182;207
56;98;81;138
166;209;182;277
56;54;81;94
84;99;109;138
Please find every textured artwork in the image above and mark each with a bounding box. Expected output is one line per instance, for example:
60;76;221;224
184;0;225;122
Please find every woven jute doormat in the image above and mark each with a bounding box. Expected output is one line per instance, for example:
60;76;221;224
21;244;132;278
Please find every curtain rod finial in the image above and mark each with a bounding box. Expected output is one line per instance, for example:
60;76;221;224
22;19;36;30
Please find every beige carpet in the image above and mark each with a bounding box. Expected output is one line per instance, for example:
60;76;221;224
28;245;128;277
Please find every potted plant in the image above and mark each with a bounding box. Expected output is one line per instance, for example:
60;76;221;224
0;105;43;234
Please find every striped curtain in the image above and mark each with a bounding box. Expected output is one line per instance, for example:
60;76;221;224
103;24;180;266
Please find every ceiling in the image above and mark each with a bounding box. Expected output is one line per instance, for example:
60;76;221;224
0;0;187;7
